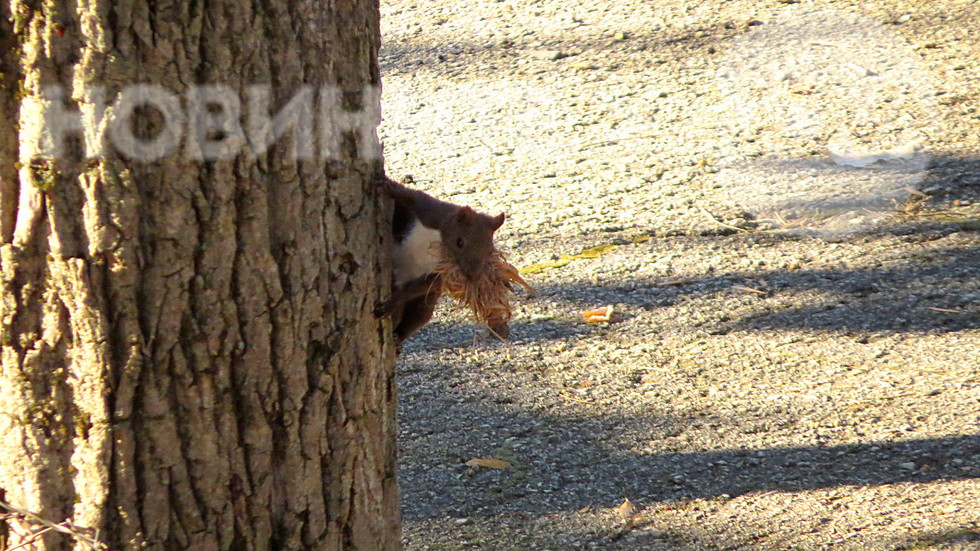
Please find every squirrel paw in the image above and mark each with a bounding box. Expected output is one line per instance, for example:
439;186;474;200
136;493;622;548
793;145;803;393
373;172;395;190
374;298;395;319
375;174;415;201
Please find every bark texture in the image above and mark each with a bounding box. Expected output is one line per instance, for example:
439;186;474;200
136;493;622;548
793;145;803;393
0;1;399;550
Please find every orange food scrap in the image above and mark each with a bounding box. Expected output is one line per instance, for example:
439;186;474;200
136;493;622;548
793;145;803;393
582;305;614;323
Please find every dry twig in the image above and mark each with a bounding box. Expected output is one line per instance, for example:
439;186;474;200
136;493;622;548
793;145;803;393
0;499;109;551
698;206;751;233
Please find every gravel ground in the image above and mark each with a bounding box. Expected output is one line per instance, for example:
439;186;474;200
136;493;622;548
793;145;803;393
377;0;980;549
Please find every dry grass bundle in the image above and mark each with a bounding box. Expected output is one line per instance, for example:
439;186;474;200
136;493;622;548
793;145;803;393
434;247;532;334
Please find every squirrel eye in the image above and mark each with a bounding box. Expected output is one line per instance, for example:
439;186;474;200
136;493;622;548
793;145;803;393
455;237;465;249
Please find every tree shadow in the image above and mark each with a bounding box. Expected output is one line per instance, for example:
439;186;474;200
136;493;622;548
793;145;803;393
380;19;739;76
891;527;980;551
398;383;980;547
400;366;979;545
917;154;980;205
507;239;979;338
398;387;980;520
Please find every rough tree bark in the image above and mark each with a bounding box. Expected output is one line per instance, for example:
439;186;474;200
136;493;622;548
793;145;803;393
0;1;399;550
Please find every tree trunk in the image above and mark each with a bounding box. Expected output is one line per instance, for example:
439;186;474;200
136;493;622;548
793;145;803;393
0;0;399;550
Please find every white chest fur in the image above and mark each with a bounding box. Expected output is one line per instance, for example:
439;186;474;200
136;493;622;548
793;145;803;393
393;223;442;285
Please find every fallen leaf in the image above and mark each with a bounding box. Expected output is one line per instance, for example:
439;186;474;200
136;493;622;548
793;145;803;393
617;497;636;519
520;244;619;274
465;458;511;469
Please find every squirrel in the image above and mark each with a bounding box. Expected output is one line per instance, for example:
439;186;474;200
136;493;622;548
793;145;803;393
373;172;506;348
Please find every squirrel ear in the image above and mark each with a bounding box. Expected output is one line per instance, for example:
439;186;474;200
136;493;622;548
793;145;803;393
456;206;476;223
491;213;506;230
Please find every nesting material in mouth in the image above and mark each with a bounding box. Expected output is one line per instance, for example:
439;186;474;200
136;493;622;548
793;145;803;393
434;247;533;332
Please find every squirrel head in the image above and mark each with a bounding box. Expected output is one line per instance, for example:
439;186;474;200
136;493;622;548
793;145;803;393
441;207;506;277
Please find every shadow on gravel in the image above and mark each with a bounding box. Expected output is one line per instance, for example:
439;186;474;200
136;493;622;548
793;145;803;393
918;155;980;204
520;238;980;336
399;377;980;522
510;155;980;333
380;2;980;78
894;527;980;551
507;155;980;337
714;241;980;335
380;20;739;75
397;346;980;547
